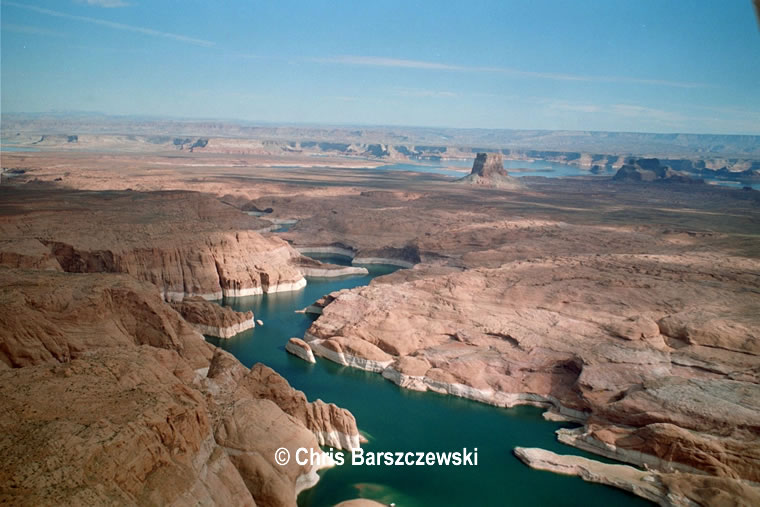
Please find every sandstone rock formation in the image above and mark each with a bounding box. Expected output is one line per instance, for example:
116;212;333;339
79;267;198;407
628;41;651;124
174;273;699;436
613;158;703;184
304;253;760;502
294;255;369;278
334;500;388;507
171;296;255;338
0;268;211;368
287;337;316;363
0;187;307;301
456;152;523;189
4;137;760;506
0;267;361;506
242;363;362;449
295;244;419;269
514;447;760;507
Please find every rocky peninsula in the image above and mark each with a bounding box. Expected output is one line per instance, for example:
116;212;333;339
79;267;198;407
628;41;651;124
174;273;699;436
171;296;255;338
0;186;308;301
301;252;760;502
613;158;703;184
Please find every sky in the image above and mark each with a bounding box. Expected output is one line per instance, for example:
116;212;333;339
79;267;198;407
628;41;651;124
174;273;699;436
1;0;759;134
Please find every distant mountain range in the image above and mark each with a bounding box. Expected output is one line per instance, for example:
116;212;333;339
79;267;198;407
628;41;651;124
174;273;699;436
2;112;759;159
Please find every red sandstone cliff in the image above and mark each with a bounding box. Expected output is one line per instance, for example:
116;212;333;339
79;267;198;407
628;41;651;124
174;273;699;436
0;267;361;505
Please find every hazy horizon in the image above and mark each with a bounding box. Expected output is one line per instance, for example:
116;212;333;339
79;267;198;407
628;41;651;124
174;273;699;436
4;109;760;139
2;1;759;135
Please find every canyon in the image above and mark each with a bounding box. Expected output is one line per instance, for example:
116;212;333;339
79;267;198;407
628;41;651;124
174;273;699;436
1;131;759;506
0;268;361;505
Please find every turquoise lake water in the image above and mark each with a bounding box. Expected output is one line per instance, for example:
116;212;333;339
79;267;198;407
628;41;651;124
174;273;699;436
377;159;760;189
0;145;40;152
207;255;650;507
375;159;602;179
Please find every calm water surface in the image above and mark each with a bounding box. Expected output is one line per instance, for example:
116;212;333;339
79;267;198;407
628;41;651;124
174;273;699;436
377;159;760;189
208;255;650;507
375;159;600;179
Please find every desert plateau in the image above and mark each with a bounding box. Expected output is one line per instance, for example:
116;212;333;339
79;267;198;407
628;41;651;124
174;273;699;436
1;121;759;506
2;1;759;506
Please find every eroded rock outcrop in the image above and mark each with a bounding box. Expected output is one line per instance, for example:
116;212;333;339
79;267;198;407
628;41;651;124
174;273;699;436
0;268;212;368
294;256;369;278
613;158;703;184
456;152;523;189
171;296;255;338
0;187;307;301
286;337;316;363
304;253;760;503
0;268;360;505
514;447;760;507
241;363;362;450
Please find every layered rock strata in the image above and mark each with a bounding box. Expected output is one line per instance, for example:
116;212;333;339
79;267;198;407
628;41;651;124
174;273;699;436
242;362;362;449
0;187;308;301
303;253;760;502
295;244;419;269
613;158;703;184
286;338;316;363
513;447;760;507
456;152;523;189
0;268;361;505
171;296;255;338
295;256;369;278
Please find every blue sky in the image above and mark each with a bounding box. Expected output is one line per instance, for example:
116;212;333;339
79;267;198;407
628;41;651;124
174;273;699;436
2;0;759;134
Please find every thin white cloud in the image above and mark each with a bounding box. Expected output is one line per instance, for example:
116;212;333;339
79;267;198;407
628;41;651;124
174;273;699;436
75;0;129;7
4;1;214;47
316;55;707;89
546;99;760;125
1;23;67;37
546;100;602;113
317;55;464;71
546;100;685;123
393;87;458;98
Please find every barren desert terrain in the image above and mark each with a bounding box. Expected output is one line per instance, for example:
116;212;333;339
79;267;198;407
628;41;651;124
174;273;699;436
1;133;759;506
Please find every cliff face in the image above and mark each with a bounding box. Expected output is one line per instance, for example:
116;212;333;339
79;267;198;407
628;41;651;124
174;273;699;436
304;253;760;497
171;296;255;338
243;363;363;450
456;153;523;189
613;158;703;184
0;268;213;369
0;267;360;505
0;187;307;301
471;152;511;178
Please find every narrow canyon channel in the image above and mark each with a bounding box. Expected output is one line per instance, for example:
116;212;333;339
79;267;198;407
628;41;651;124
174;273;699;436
207;255;650;507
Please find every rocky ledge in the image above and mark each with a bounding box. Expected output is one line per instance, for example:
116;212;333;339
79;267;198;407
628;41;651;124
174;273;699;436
286;337;316;363
295;256;369;278
613;158;703;184
295;244;420;269
0;267;361;505
514;447;760;506
171;296;255;338
303;253;760;504
0;187;308;301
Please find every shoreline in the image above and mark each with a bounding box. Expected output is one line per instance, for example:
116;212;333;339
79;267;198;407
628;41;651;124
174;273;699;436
190;318;256;339
296;330;728;495
162;278;309;301
300;266;369;278
303;331;588;420
513;447;673;506
295;246;417;269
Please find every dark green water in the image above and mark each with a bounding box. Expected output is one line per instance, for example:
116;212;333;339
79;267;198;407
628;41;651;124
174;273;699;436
208;257;650;507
